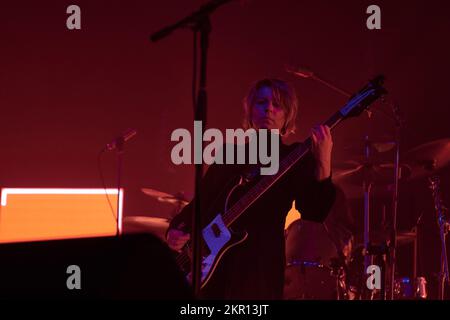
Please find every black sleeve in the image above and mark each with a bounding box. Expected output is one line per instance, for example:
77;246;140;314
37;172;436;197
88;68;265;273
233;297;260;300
166;162;224;236
166;143;245;236
291;152;337;223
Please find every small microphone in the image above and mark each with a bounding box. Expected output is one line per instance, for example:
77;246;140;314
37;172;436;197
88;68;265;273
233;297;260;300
286;64;352;98
104;128;137;152
285;65;315;79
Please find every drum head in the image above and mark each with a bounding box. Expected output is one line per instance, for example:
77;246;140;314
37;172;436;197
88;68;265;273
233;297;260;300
285;219;339;266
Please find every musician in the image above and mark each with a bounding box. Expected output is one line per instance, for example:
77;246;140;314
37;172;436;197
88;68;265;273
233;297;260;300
166;78;336;299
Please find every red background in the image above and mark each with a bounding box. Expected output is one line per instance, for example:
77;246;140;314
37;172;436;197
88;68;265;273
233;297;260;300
1;0;449;297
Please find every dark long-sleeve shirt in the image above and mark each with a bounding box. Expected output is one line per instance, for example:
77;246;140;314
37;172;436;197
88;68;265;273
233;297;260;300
168;141;336;299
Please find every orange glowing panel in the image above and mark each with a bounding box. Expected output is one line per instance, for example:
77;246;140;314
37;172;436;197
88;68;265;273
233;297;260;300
0;188;124;243
284;200;301;230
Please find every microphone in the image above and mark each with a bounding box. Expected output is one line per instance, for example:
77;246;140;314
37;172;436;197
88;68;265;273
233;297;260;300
286;64;383;120
103;128;137;152
285;65;315;79
285;64;352;98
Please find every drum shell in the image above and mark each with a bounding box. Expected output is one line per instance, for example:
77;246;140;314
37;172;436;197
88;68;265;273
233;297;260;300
284;219;344;300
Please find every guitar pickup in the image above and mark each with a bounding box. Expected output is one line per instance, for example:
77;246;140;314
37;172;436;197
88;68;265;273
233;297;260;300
212;224;221;237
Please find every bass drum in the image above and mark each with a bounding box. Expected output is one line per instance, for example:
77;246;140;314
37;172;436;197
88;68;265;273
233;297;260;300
283;219;348;300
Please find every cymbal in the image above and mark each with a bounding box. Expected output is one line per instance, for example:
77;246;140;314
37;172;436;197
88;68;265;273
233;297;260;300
333;160;411;187
355;229;416;247
403;138;450;180
141;188;189;206
342;138;397;154
122;216;170;240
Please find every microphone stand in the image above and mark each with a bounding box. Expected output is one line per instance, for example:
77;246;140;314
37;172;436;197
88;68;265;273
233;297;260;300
286;66;397;122
104;129;136;237
150;0;233;298
285;65;352;98
115;139;124;237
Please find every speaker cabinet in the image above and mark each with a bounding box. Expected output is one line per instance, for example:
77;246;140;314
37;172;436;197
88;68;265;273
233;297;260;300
0;233;192;299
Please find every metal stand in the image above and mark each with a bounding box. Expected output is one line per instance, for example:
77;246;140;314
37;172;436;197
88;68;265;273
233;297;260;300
363;136;373;276
437;221;449;300
191;16;210;298
388;123;400;299
387;102;403;300
150;0;232;298
102;129;137;237
361;136;386;300
116;142;123;237
429;176;449;300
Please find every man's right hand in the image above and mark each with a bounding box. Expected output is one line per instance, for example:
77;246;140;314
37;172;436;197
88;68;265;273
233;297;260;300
166;229;190;252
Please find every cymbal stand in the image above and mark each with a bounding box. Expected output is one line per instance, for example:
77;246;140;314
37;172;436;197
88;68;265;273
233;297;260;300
429;176;449;300
361;136;391;300
150;0;233;297
387;101;403;300
363;135;373;274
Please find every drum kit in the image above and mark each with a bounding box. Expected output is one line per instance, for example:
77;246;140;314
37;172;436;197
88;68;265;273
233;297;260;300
284;137;450;300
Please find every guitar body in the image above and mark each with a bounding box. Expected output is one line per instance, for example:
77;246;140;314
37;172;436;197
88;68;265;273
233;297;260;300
179;213;248;289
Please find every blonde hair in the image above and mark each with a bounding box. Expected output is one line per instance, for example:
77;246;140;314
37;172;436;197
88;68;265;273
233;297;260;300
243;78;298;136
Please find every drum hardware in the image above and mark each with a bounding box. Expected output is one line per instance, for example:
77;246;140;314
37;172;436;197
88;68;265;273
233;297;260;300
333;135;403;300
393;276;428;300
334;132;450;300
416;276;428;299
340;99;403;300
329;255;350;300
355;135;393;300
429;175;449;300
100;129;138;236
365;242;389;300
402;138;450;299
